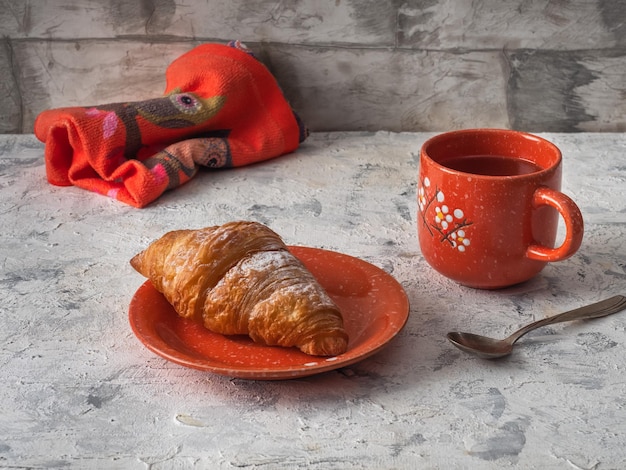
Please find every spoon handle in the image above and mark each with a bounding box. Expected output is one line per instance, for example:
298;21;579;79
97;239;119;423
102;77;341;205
507;295;626;344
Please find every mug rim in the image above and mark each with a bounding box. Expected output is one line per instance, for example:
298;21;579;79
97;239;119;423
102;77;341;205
420;128;562;179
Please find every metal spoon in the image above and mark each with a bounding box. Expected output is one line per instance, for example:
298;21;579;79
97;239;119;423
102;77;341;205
447;295;626;359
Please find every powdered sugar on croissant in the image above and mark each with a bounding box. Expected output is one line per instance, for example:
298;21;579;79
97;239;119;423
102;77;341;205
130;221;348;356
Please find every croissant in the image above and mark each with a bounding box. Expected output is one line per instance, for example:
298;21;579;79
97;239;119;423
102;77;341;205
130;221;348;356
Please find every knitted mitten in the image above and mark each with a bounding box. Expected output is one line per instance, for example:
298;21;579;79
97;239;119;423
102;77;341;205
34;41;307;207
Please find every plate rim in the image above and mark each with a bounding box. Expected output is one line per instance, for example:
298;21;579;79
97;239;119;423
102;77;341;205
128;245;410;380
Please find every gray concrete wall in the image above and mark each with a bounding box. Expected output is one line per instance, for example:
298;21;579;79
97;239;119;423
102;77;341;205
1;0;625;134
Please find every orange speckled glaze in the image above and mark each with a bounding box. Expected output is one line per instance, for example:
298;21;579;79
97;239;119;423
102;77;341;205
417;128;584;289
129;246;409;380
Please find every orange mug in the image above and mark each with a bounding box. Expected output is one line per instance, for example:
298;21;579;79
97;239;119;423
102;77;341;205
417;129;584;289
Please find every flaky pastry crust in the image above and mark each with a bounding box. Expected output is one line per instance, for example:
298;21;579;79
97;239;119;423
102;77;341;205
130;221;348;356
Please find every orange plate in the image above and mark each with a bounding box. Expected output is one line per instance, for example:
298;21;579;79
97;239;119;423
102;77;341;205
128;246;409;380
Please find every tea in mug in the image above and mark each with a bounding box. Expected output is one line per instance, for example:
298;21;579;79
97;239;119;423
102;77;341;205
441;155;543;176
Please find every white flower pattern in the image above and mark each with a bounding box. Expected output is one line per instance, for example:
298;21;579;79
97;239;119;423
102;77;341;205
418;178;473;251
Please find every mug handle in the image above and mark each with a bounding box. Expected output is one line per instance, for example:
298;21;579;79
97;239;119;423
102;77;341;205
526;186;584;262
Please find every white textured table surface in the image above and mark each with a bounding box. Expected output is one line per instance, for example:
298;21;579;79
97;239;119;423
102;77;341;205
1;132;625;469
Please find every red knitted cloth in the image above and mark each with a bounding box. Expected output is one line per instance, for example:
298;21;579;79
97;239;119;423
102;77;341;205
34;41;307;207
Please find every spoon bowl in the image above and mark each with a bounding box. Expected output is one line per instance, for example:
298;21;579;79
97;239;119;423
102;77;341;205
447;332;518;359
447;295;626;359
